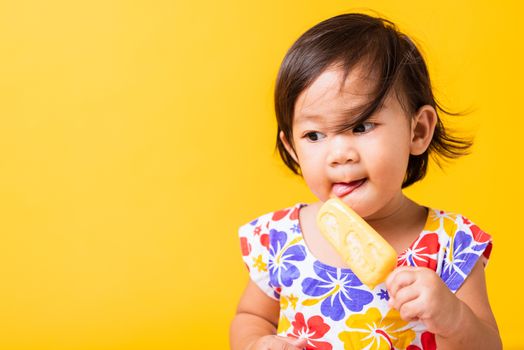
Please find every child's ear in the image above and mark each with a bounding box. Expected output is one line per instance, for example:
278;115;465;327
410;105;437;155
279;131;299;163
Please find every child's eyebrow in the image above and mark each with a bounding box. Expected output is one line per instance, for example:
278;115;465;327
294;108;367;125
294;113;325;123
294;100;385;129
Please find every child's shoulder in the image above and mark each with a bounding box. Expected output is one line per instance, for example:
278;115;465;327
425;208;491;243
411;208;493;292
238;203;305;235
237;203;308;300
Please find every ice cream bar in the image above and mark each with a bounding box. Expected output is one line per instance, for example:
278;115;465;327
316;197;397;288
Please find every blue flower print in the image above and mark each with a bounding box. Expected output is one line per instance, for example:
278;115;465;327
290;223;301;233
441;230;489;291
301;262;373;321
268;229;306;288
377;289;390;301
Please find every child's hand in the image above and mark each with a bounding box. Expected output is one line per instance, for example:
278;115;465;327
249;335;307;350
386;266;463;337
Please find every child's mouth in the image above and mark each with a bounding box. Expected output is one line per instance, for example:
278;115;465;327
332;179;367;198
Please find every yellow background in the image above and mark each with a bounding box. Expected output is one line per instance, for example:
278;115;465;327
0;1;522;349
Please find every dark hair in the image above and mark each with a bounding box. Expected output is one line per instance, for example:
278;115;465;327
275;13;472;188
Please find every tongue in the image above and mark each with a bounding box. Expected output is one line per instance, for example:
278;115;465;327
332;179;365;197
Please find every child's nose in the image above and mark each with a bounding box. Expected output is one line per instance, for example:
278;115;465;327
327;135;359;166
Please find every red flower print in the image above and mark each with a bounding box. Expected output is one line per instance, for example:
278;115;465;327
240;237;251;256
253;225;261;236
469;224;492;260
290;207;300;220
260;233;270;250
288;313;332;350
407;332;436;350
272;209;290;221
483;242;493;260
470;224;490;243
398;233;439;270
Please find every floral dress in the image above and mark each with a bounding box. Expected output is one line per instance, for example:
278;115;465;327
238;203;492;350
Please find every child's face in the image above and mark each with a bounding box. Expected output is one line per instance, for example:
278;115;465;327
282;65;416;219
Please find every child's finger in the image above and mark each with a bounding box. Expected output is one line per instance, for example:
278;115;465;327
388;281;420;310
286;336;308;349
397;298;422;322
386;266;418;298
385;266;417;285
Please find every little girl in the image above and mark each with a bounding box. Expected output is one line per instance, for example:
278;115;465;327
230;13;501;350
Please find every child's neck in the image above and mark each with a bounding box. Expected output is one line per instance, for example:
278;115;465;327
363;195;428;253
365;194;423;229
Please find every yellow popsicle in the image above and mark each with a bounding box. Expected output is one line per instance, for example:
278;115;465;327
316;197;398;288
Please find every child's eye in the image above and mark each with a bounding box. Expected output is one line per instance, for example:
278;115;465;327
304;131;326;142
352;122;375;134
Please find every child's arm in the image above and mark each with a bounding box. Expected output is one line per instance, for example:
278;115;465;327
386;260;502;350
230;280;307;350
